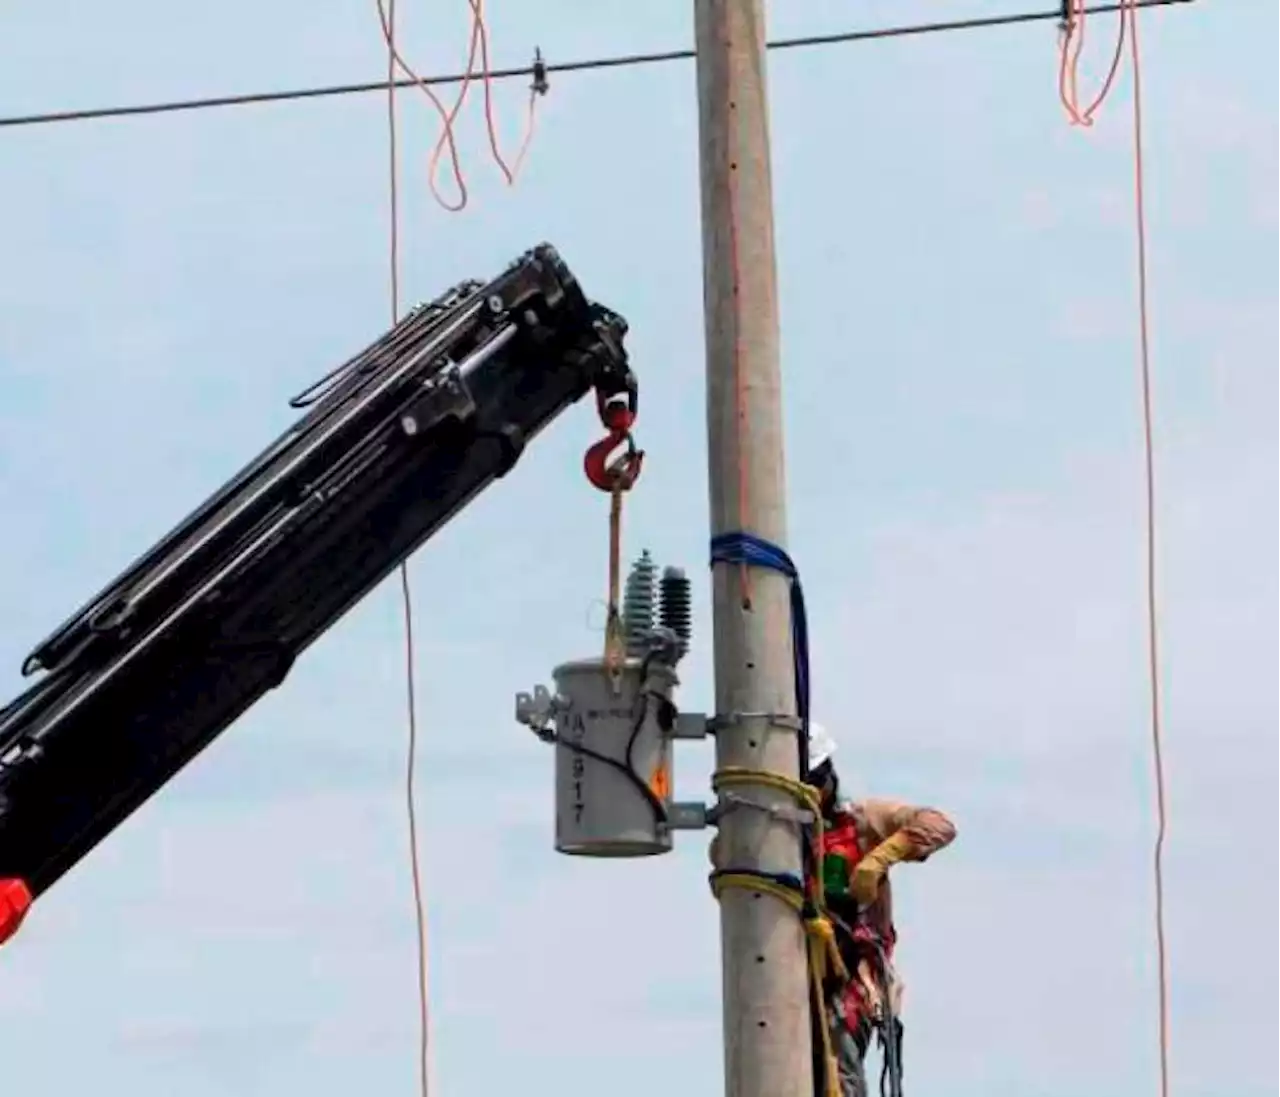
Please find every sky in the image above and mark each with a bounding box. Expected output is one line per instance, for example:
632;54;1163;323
0;2;1275;1096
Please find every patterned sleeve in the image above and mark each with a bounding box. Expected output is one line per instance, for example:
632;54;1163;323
859;798;957;862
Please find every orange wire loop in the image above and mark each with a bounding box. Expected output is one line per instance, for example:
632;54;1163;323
465;0;543;182
376;0;481;212
1058;0;1127;127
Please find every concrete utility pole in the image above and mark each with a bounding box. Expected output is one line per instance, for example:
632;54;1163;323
694;3;813;1097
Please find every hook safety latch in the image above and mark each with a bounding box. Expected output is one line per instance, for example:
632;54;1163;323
584;393;644;493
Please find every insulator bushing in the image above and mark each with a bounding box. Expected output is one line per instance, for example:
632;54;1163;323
659;567;692;660
622;550;658;657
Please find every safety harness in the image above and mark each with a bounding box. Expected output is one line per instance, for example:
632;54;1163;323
816;806;906;1097
709;781;906;1097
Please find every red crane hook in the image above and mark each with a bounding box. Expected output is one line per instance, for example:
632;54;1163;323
584;395;644;493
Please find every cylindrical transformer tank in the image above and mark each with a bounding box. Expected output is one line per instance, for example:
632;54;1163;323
551;656;676;857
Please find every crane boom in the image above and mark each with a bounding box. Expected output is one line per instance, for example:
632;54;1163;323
0;243;637;941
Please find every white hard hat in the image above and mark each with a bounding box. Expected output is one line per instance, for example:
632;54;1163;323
807;722;837;770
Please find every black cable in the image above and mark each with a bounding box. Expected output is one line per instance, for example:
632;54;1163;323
623;651;657;816
551;683;669;826
0;0;1193;132
559;737;668;824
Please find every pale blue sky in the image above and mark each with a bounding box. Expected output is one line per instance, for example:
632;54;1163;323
0;3;1275;1096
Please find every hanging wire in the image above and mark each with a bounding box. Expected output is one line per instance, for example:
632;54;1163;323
0;1;1193;131
1055;3;1173;1092
383;4;432;1093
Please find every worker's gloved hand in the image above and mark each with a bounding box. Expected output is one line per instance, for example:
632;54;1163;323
850;831;915;907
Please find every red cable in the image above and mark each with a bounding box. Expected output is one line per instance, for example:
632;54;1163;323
717;7;752;607
377;8;540;1090
1058;5;1172;1093
1058;0;1127;127
376;0;482;212
1124;11;1172;1095
466;0;540;182
382;6;432;1095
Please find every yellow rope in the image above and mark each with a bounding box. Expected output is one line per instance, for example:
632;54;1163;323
708;766;845;1097
712;765;820;809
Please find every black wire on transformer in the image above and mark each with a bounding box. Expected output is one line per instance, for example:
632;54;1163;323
0;0;1193;132
555;734;668;826
534;653;669;828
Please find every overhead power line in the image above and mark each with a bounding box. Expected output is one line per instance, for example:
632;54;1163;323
0;0;1192;132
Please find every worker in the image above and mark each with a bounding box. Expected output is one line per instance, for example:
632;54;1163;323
805;721;957;1097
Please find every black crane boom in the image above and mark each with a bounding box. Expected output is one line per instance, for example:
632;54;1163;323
0;244;636;934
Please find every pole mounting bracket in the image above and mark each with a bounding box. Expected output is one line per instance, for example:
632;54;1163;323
707;711;803;734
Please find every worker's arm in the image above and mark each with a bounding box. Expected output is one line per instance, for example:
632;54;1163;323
848;798;956;907
859;798;957;863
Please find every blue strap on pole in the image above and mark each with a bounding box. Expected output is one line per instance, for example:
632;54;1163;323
708;531;811;775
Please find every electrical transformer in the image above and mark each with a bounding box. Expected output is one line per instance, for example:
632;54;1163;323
516;554;708;856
